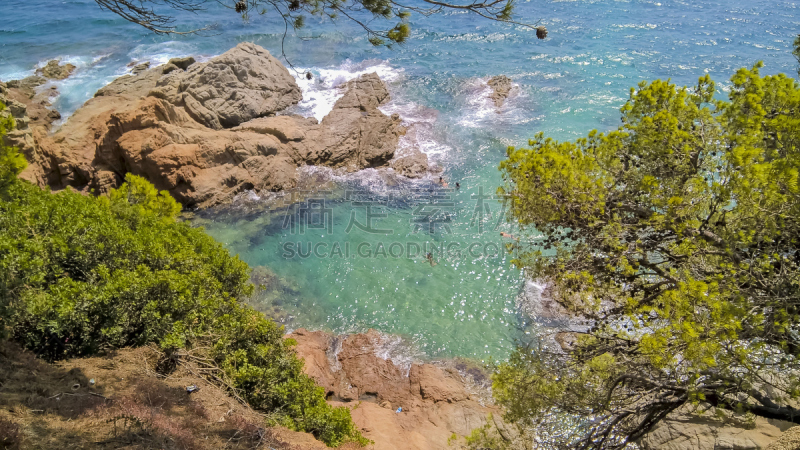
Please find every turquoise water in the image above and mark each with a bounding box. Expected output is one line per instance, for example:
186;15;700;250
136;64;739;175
2;0;798;360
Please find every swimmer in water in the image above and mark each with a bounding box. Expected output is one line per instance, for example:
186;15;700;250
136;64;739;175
500;232;517;240
426;252;437;267
438;176;449;188
455;182;460;190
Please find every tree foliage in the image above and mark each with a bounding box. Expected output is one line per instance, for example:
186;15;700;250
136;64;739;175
92;0;540;47
496;63;800;449
0;125;367;446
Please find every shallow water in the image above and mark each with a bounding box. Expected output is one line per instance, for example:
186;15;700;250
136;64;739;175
1;0;797;360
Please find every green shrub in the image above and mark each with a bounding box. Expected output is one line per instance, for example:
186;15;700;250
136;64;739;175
0;102;26;193
0;122;367;446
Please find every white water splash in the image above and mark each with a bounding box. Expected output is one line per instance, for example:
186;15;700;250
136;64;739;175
292;59;403;121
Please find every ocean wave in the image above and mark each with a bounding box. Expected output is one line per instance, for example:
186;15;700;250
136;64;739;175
456;76;533;128
125;41;201;74
292;59;403;121
381;100;452;161
290;59;450;163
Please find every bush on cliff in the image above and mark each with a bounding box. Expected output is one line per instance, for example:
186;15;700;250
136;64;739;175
0;110;367;446
496;63;800;448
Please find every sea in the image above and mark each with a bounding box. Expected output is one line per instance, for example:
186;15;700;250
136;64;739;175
1;0;797;362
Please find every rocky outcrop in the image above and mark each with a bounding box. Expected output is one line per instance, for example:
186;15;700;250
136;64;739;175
288;328;517;450
487;75;514;108
148;43;302;130
14;43;422;208
768;426;800;450
391;149;429;178
638;408;793;450
35;60;76;80
0;80;61;187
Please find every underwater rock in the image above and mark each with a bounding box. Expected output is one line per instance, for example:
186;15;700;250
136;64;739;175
487;75;514;108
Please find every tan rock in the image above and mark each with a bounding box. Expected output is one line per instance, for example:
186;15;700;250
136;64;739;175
36;60;76;80
14;44;424;209
167;56;196;70
234;115;314;142
391;149;429;178
639;409;793;450
768;426;800;450
311;73;404;170
409;364;468;403
154;42;302;129
487;75;514;108
1;78;61;187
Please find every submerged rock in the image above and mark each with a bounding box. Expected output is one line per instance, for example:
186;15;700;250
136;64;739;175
487;75;514;108
18;42;426;208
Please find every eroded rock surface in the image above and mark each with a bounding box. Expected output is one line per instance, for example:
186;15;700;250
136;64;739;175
638;408;793;450
0;80;61;187
35;60;76;80
391;149;429;178
11;43;423;208
487;75;514;108
288;328;518;450
768;426;800;450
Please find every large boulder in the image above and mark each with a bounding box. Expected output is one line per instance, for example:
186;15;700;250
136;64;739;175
18;43;423;208
306;73;404;170
152;42;302;129
391;149;429;178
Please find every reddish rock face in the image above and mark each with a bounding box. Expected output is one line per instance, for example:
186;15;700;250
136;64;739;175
287;328;510;450
10;43;421;209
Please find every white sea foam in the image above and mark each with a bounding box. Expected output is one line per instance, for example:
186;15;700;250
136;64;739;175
374;332;424;376
381;100;452;160
292;59;403;121
125;41;201;73
457;76;533;128
289;59;451;167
